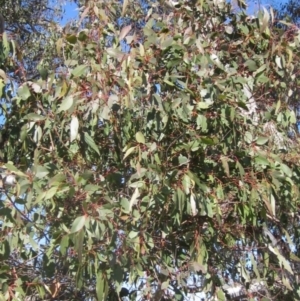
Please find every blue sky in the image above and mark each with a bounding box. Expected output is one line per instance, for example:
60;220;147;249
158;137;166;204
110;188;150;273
241;0;288;15
60;1;79;25
60;0;290;25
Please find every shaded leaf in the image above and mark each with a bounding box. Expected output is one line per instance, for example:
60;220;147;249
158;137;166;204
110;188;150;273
84;132;100;155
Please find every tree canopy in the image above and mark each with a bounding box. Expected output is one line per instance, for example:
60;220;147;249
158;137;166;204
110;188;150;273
276;0;300;25
0;0;69;82
1;0;300;300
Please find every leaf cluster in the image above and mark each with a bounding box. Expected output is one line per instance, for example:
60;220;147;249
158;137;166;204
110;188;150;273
1;0;300;300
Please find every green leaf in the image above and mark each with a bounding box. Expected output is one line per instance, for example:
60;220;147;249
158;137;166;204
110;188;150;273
119;24;132;40
66;34;77;44
24;113;46;121
71;65;88;77
275;100;281;115
128;231;139;239
35;165;49;179
221;157;230;177
178;155;189;166
70;216;87;233
290;253;300;263
161;37;173;49
197;102;212;109
122;0;129;16
123;146;136;160
163;79;174;86
244;59;258;71
244;131;253;144
49;174;66;186
280;163;292;177
200;137;217;145
4;163;27;177
121;198;130;212
135;131;145;144
129;188;140;210
44;187;58;200
129;181;144;188
260;7;270;33
253;64;266;77
268;245;293;274
84;132;100;155
289;110;296;123
225;25;233;34
216;288;226;301
256;136;269;145
161;280;169;290
236;161;245;176
18;84;31;100
58;95;74;112
74;229;84;262
106;48;125;59
96;271;108;301
182;174;191;194
255;156;269;166
100;105;110;120
60;236;69;256
84;184;99;194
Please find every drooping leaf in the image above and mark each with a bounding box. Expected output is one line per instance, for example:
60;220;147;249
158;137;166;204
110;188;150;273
84;132;100;155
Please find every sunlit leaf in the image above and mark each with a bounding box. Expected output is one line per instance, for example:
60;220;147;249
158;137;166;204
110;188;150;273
35;165;49;179
70;115;79;142
135;131;145;144
123;146;136;160
58;95;74;112
71;65;88;77
70;216;87;233
18;84;31;100
269;245;293;274
24;113;46;121
122;0;129;16
256;136;269;145
119;24;132;40
221;157;230;177
190;193;197;216
129;188;140;210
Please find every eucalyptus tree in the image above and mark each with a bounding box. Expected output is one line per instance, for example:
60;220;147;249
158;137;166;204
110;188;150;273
276;0;300;25
1;0;300;300
0;0;66;82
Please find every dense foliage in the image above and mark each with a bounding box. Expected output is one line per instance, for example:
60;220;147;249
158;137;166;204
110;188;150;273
0;0;68;82
1;0;300;300
276;0;300;25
